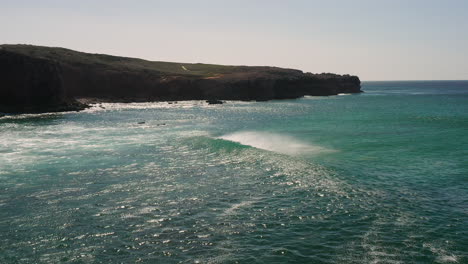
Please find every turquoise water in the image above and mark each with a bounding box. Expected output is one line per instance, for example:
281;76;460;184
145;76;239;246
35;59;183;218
1;81;467;263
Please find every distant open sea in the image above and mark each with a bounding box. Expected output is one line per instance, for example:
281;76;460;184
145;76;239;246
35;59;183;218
1;81;467;263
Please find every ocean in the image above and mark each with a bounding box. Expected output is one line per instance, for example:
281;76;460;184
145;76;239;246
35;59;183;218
1;81;467;263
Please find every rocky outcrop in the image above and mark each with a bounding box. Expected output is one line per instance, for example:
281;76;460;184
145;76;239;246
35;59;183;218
206;99;224;105
0;50;86;113
0;45;362;114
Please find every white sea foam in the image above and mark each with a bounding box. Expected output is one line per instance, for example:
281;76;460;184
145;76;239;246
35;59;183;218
423;243;459;263
218;131;333;155
223;200;255;216
84;100;241;112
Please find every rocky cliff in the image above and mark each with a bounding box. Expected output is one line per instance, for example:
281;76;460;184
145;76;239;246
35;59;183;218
0;45;362;114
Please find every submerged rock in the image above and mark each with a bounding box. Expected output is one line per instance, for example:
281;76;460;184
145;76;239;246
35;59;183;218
206;99;224;105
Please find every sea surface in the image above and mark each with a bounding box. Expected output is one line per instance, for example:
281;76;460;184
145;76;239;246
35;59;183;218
1;81;467;263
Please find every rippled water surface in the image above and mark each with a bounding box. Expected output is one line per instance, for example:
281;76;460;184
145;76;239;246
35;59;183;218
1;81;467;263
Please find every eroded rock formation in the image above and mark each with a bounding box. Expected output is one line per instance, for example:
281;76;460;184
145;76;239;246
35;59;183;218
0;45;362;114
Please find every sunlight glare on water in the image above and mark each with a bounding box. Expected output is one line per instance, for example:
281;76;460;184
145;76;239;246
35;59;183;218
0;81;467;263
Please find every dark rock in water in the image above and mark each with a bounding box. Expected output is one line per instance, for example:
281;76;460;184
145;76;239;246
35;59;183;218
0;44;362;114
206;99;224;105
138;121;146;124
157;123;166;126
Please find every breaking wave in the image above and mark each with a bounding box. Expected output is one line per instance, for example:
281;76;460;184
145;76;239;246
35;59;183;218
218;131;333;156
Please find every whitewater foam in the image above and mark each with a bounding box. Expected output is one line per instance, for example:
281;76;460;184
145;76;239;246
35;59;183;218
218;131;332;155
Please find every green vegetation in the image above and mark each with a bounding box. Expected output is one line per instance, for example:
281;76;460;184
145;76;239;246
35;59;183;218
0;44;295;78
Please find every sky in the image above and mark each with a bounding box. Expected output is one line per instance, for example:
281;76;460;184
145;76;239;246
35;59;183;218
1;0;467;80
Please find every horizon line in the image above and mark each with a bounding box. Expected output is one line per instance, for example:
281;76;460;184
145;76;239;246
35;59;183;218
3;44;468;82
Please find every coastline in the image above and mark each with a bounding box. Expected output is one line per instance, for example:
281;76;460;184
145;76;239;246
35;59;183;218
0;45;362;114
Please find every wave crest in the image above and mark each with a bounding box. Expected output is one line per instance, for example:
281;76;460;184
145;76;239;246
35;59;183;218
218;131;332;155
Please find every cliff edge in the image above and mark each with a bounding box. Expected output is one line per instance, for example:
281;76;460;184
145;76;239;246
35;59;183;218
0;44;361;114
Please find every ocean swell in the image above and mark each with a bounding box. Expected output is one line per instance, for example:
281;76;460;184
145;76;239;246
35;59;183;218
218;131;333;156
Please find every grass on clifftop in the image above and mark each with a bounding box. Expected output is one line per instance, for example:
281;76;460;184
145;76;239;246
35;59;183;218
0;44;299;78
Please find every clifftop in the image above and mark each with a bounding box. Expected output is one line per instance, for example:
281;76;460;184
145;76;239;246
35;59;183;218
0;44;361;113
0;44;303;79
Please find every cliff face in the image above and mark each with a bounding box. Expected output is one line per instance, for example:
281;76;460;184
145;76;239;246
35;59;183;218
0;45;362;113
0;50;85;113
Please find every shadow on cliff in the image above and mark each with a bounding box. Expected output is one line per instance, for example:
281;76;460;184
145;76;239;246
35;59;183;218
0;44;362;114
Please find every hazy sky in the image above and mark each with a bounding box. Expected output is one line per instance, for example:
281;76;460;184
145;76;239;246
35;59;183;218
1;0;467;80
